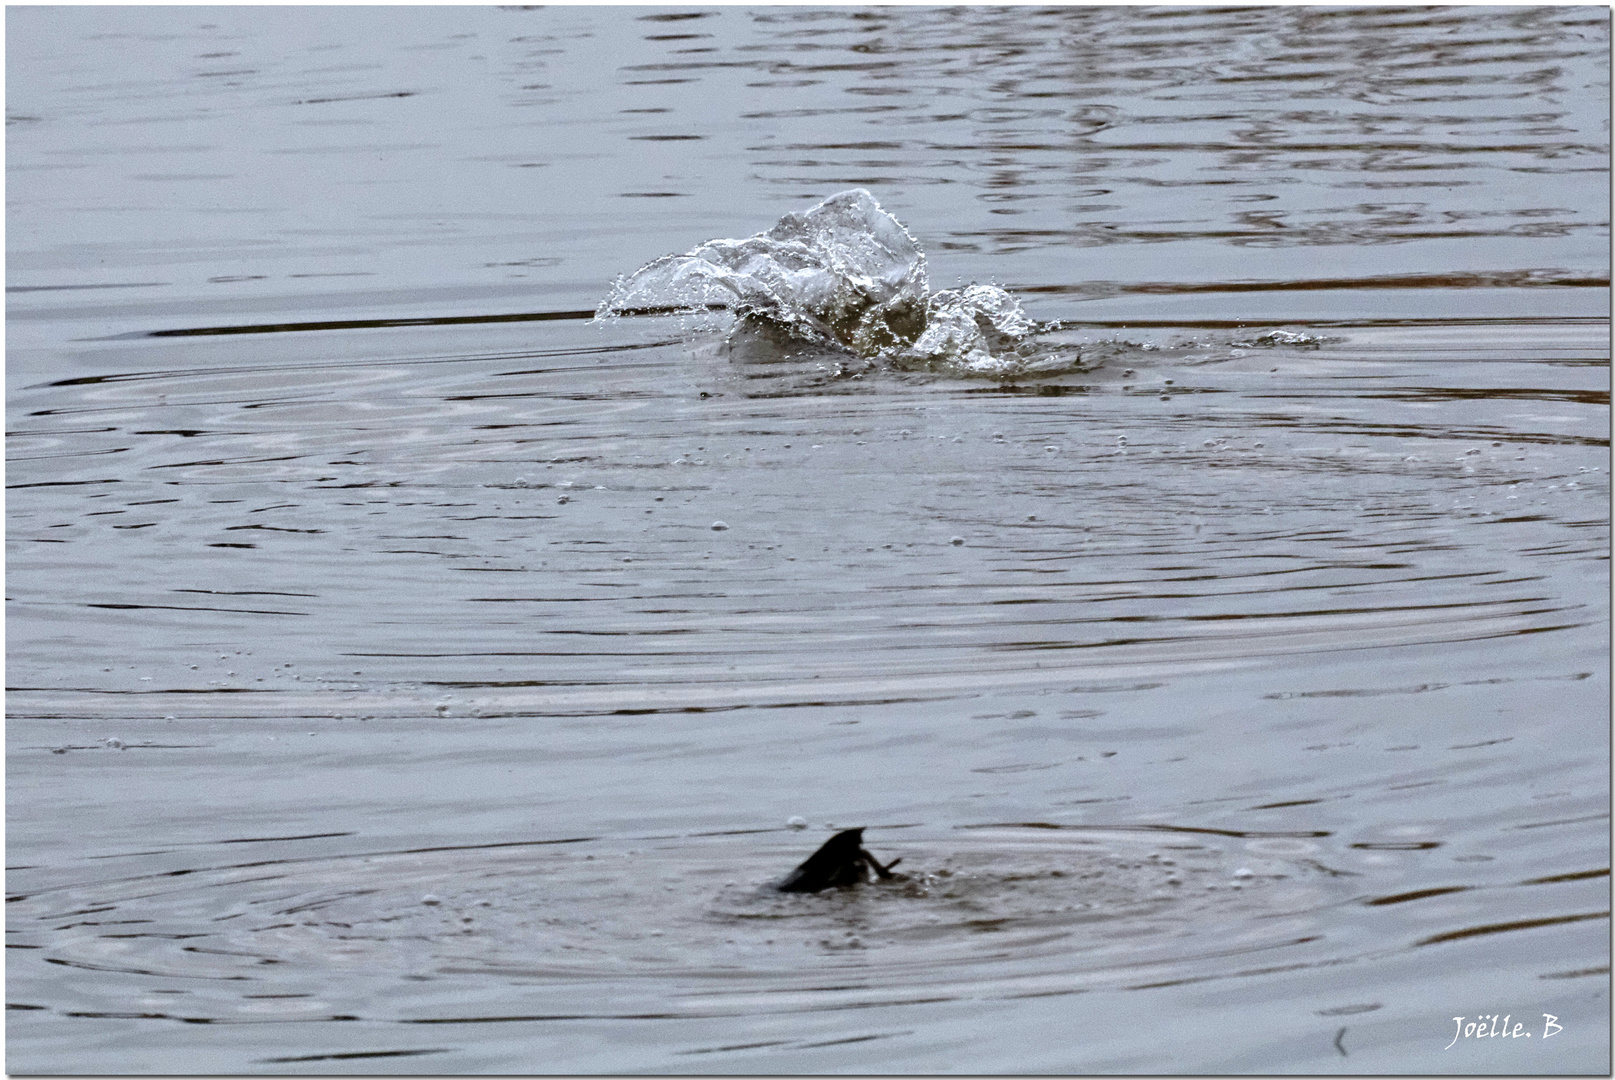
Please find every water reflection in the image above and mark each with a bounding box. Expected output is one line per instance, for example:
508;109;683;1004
724;5;1607;253
6;5;1606;321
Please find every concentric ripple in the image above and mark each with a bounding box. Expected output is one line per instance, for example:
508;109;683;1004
12;826;1356;1022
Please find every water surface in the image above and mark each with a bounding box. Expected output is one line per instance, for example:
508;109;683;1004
7;6;1609;1074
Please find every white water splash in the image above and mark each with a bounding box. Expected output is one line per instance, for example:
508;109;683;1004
598;190;1056;375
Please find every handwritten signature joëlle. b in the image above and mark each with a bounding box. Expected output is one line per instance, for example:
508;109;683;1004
1446;1013;1563;1050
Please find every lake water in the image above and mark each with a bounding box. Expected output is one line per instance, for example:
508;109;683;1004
6;5;1610;1074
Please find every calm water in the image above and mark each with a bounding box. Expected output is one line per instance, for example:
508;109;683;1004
6;6;1610;1074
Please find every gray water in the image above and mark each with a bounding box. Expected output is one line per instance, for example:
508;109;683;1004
6;6;1610;1074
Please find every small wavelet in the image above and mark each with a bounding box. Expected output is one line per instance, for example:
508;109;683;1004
8;826;1352;1022
597;189;1078;377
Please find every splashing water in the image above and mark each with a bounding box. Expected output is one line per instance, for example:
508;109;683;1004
597;189;1067;375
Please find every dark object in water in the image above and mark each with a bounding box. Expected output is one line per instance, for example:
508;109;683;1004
777;827;902;893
